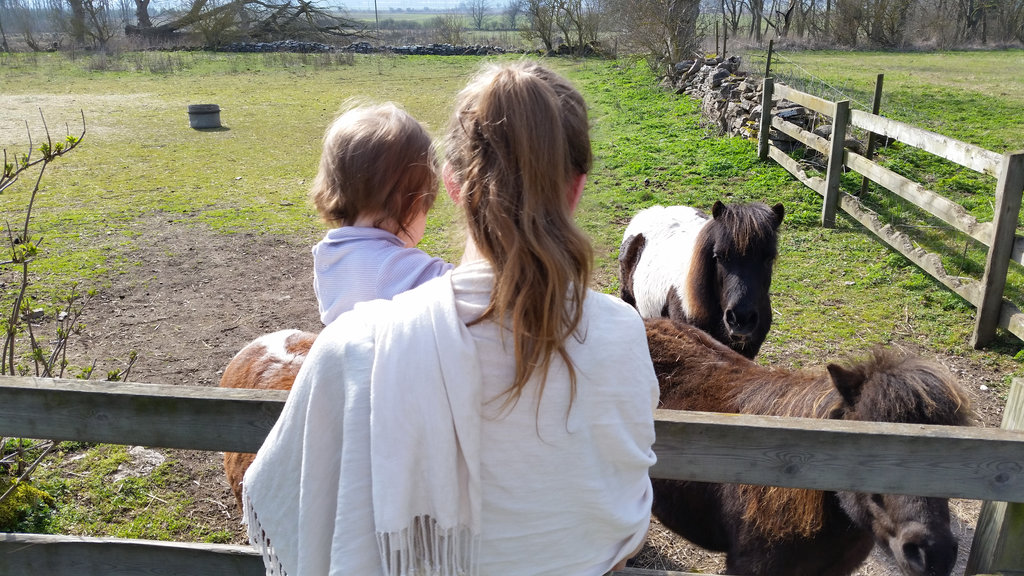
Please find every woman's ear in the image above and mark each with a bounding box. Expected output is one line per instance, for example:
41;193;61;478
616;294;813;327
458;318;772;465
567;173;586;213
443;163;461;204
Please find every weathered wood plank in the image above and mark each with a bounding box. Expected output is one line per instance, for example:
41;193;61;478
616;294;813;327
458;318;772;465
757;77;774;161
972;152;1024;348
770;115;829;155
767;145;826;196
858;73;885;197
0;533;264;576
0;377;287;453
822;100;850;227
845;149;994;245
837;193;985;305
3;378;1024;501
849;109;1003;176
0;533;702;576
774;82;836;116
612;569;703;576
966;380;1024;574
651;409;1024;502
1010;235;1024;267
999;300;1024;344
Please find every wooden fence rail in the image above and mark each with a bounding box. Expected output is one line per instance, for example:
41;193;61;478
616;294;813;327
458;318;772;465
1;376;1023;575
758;78;1024;349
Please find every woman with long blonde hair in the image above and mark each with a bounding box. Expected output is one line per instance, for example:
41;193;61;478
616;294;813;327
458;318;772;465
243;61;658;576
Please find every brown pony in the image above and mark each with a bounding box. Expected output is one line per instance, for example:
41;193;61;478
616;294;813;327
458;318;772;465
645;317;971;576
620;201;784;359
219;329;316;511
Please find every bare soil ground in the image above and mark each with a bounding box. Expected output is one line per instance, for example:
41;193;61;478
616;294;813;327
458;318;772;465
66;214;1008;574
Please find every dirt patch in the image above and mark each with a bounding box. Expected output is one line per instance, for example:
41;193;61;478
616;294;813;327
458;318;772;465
60;213;1008;571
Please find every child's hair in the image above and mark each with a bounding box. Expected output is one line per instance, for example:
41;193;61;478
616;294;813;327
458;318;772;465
310;102;439;236
444;61;593;407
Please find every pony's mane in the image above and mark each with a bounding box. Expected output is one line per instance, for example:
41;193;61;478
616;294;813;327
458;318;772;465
736;348;971;541
705;203;780;254
843;348;973;426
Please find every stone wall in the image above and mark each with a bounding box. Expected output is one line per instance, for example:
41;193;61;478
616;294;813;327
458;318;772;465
660;55;819;153
217;40;522;56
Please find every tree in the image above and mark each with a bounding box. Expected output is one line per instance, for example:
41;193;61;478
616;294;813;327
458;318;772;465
607;0;701;68
721;0;744;35
748;0;766;42
133;0;150;28
82;0;119;47
553;0;603;54
0;0;11;50
432;9;465;43
464;0;488;28
65;0;88;44
522;0;557;50
125;0;365;45
505;0;524;29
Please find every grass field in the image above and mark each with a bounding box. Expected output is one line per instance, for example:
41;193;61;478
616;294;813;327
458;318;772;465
2;49;1024;541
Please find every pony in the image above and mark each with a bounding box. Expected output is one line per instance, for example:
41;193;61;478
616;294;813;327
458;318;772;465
219;329;316;511
644;317;971;576
620;201;784;359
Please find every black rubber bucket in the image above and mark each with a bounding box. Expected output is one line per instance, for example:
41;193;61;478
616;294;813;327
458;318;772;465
188;104;221;129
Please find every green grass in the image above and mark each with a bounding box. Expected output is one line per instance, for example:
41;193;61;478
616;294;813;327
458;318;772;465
753;49;1024;356
3;50;1024;542
29;443;233;543
763;50;1024;152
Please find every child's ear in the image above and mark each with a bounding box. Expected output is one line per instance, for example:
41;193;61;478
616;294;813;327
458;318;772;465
567;173;586;213
443;163;461;204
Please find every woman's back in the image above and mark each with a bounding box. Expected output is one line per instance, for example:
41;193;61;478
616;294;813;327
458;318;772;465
452;261;657;575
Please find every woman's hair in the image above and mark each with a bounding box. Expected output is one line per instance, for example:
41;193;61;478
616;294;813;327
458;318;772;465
310;102;439;235
444;61;594;407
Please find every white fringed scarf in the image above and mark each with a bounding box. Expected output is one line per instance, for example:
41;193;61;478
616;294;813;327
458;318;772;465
243;272;482;576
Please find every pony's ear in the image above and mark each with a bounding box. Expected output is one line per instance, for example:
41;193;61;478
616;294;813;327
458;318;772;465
771;203;785;226
827;363;863;407
712;200;726;219
618;233;647;308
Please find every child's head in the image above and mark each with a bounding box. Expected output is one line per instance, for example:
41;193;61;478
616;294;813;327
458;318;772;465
310;102;439;243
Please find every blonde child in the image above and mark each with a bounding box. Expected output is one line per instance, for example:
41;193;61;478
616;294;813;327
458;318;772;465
309;102;452;325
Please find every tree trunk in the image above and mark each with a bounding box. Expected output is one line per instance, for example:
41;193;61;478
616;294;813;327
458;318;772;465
748;0;764;42
134;0;151;27
66;0;88;44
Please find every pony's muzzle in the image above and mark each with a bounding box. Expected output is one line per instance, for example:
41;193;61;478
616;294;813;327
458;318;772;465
887;521;957;576
725;307;759;339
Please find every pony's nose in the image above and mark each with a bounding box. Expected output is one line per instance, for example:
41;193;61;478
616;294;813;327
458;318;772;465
725;307;759;337
889;523;957;576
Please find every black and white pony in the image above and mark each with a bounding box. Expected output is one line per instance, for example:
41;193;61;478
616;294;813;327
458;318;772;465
619;200;784;358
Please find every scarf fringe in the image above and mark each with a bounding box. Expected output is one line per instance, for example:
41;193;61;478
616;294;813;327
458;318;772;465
243;486;289;576
376;516;480;576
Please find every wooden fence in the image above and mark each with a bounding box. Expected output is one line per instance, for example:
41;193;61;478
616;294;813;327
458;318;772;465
757;78;1024;349
1;375;1023;575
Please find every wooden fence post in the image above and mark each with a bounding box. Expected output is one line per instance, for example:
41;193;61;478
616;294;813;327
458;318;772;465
821;100;850;228
859;73;884;197
965;378;1024;575
757;77;774;161
971;151;1024;349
